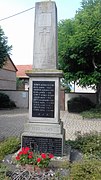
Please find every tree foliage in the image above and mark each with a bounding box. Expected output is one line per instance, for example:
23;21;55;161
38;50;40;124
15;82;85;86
0;26;12;68
58;0;101;103
16;77;24;90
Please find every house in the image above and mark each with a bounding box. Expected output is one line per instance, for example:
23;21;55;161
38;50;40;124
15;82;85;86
0;56;17;90
16;65;32;90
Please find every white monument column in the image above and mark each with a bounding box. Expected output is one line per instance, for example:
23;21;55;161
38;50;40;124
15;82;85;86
22;1;65;156
33;1;57;69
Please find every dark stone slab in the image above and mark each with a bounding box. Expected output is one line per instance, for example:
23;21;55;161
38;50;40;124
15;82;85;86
22;136;62;156
32;81;55;118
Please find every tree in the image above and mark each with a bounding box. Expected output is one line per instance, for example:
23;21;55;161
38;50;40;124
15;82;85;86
58;0;101;104
16;77;24;90
0;26;12;68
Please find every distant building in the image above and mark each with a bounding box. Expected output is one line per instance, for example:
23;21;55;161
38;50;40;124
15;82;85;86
16;65;32;90
0;56;17;90
74;85;96;93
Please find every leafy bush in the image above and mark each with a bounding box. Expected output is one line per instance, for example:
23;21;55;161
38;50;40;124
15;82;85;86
67;132;101;159
0;92;16;108
0;137;20;160
81;105;101;118
69;159;101;180
68;96;95;113
0;163;10;180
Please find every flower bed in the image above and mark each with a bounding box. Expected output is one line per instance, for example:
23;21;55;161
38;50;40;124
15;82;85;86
15;147;54;171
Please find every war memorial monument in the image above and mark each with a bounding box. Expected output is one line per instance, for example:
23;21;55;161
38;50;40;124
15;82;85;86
22;1;65;156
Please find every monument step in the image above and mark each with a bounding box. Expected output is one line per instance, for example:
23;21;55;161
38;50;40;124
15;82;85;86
24;122;63;134
22;131;65;139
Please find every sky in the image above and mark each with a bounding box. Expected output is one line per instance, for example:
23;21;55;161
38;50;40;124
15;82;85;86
0;0;81;65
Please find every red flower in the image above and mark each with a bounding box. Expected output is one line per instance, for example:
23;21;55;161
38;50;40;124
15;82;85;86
37;158;41;163
16;156;20;160
23;150;28;155
41;153;47;159
22;147;30;153
18;151;23;155
25;147;30;151
28;155;33;159
49;154;54;159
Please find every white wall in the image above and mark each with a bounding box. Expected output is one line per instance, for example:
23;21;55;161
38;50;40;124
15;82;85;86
75;86;96;93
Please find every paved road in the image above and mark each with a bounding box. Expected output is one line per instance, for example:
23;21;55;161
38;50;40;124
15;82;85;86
61;111;101;140
0;109;28;140
0;108;101;140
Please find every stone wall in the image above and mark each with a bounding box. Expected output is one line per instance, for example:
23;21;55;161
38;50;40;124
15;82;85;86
0;90;28;108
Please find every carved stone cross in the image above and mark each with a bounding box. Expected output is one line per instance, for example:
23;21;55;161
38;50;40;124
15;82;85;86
39;28;50;50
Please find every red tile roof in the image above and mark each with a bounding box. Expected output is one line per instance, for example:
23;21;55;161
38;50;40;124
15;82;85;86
16;65;32;77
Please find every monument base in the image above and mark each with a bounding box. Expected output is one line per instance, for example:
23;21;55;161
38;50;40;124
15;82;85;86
22;69;65;156
21;128;65;156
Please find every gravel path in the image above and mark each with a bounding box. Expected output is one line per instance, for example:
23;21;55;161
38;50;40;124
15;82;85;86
61;111;101;140
0;108;101;140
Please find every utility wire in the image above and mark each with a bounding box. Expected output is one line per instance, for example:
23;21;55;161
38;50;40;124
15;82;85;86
0;6;35;22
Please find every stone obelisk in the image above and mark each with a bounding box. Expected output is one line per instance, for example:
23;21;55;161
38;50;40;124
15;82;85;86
33;1;57;69
22;1;65;156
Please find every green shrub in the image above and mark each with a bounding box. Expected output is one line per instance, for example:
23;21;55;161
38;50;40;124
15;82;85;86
69;159;101;180
0;163;10;180
81;105;101;118
0;137;20;161
68;96;95;113
0;92;16;108
66;132;101;159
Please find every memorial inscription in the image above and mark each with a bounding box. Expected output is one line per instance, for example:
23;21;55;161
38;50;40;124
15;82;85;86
38;13;51;27
32;81;55;118
22;136;62;156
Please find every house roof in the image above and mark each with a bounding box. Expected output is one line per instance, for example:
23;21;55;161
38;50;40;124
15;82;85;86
16;65;32;78
3;55;18;72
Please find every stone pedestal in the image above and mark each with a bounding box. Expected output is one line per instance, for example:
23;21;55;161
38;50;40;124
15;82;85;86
22;70;65;156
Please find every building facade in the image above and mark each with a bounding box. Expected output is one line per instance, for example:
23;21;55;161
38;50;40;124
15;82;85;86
16;65;32;90
0;56;17;90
